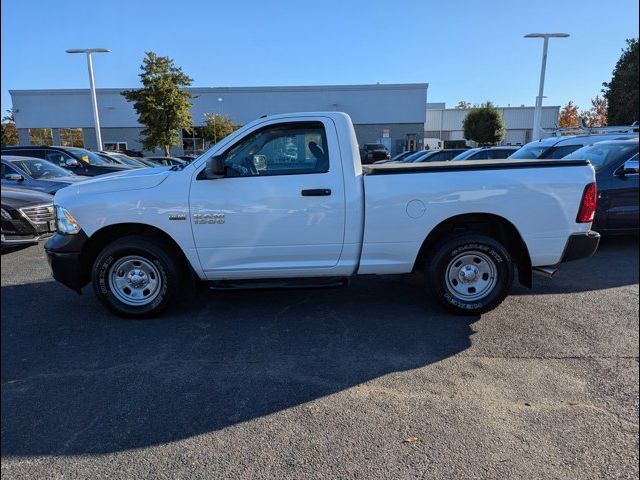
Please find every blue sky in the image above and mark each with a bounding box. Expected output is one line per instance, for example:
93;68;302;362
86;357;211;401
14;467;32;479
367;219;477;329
1;0;638;116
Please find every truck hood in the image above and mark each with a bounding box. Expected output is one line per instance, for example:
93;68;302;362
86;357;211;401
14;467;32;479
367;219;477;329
55;166;171;202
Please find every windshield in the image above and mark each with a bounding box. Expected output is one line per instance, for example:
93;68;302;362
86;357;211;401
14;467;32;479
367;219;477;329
508;144;550;159
399;151;428;163
451;148;480;161
365;144;386;150
11;159;74;179
564;142;639;171
113;154;145;167
67;147;111;166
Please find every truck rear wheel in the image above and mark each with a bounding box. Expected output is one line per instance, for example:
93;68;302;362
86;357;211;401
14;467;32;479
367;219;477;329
92;236;183;318
425;234;514;315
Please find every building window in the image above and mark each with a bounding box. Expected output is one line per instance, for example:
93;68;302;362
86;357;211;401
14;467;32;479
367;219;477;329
59;128;84;147
182;127;206;155
28;128;53;146
104;142;128;152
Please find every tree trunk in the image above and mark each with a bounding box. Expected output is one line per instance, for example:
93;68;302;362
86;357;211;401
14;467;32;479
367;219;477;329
164;145;171;156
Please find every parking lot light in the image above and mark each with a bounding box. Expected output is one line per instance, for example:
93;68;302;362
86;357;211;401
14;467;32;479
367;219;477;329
66;48;111;151
524;33;570;141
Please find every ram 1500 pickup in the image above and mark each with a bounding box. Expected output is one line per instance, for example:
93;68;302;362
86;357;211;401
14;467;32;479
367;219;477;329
45;112;600;318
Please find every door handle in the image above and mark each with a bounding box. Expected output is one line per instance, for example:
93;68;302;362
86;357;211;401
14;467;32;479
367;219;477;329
301;189;331;196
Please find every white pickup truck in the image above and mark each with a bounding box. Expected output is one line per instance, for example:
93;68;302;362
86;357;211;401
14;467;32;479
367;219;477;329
45;112;600;318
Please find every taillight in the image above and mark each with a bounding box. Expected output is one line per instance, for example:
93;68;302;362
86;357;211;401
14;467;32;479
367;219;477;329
577;182;597;223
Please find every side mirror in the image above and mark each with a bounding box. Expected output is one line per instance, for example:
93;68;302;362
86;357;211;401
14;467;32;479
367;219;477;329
617;158;639;176
204;155;225;179
252;154;267;171
5;173;24;182
64;158;80;168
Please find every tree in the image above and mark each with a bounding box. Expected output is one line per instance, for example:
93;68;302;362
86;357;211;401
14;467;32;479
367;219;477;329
462;102;505;145
581;96;608;127
1;108;19;146
558;101;580;128
201;113;239;145
602;38;639;125
122;52;193;155
456;101;472;109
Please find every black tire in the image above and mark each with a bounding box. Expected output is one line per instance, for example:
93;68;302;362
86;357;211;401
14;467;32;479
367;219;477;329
425;234;514;315
91;235;185;318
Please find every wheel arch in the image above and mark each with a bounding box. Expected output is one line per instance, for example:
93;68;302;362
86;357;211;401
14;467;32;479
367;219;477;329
413;213;533;288
77;223;196;288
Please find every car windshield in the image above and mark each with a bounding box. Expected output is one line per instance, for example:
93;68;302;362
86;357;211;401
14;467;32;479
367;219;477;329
564;142;639;171
365;144;386;150
390;151;413;162
508;144;550;159
113;154;144;166
398;151;428;162
451;148;480;161
67;147;111;166
11;158;74;179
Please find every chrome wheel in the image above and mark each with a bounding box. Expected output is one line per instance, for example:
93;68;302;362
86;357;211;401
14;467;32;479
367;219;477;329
108;255;162;306
445;251;498;302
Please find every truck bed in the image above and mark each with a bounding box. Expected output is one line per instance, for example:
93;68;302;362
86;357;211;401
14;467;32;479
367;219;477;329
362;159;591;175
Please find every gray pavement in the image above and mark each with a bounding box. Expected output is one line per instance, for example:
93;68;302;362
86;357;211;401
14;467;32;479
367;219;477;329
1;237;638;479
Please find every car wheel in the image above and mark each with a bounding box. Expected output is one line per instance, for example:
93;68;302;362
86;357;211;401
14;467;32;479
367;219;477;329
92;236;184;318
426;234;514;315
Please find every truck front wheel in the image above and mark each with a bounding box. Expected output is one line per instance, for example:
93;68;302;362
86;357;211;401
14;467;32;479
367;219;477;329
91;236;183;318
426;234;514;315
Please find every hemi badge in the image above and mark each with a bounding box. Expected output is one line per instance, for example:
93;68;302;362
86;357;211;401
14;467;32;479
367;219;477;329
169;214;187;221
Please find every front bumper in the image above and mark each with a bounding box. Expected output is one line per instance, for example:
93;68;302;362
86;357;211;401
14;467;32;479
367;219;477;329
560;230;601;263
45;231;89;292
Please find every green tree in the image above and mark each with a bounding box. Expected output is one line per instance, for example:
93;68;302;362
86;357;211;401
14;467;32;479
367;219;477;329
201;113;239;145
1;109;19;146
602;38;639;125
122;52;193;155
462;102;506;145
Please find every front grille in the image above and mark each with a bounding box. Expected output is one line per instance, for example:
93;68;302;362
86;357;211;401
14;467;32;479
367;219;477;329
19;204;55;225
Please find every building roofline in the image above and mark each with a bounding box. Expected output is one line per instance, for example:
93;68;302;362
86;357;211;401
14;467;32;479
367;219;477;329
10;83;429;96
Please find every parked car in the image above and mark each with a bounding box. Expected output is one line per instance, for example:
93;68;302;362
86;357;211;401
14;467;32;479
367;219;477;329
45;112;599;318
144;156;188;167
1;156;89;194
411;149;469;163
508;132;638;160
374;151;416;164
2;186;56;251
97;151;148;168
563;139;639;235
360;143;390;164
451;146;520;161
1;146;133;177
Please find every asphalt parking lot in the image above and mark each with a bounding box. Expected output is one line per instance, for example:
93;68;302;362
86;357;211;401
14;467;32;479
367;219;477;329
1;237;638;479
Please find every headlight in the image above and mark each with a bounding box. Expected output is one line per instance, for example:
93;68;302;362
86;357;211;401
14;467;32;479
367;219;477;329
1;208;12;220
55;206;81;235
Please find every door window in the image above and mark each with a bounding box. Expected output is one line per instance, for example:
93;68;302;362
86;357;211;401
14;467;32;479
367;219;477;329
220;122;329;177
2;163;19;178
43;150;74;166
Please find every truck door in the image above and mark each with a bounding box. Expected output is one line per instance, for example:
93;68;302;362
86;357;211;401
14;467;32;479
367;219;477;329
189;117;346;279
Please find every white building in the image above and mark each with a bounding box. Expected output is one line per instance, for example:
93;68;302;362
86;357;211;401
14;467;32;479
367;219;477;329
425;103;560;147
9;84;428;155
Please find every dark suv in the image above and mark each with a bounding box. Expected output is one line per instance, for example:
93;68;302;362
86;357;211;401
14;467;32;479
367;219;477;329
1;146;132;177
360;144;391;164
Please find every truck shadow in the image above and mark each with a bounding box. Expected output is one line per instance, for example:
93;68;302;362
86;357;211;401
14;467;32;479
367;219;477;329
1;274;476;456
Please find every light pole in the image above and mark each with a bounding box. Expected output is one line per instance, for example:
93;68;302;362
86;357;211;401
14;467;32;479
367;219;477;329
214;97;223;143
66;48;110;150
524;33;569;141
